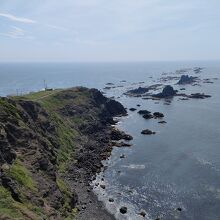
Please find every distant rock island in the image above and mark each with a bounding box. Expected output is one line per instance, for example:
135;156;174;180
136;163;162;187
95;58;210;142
153;85;177;98
177;75;198;85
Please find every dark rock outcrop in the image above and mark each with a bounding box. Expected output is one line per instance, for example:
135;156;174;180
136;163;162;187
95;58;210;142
153;112;164;118
141;129;156;135
138;110;151;115
143;113;154;119
177;75;198;85
120;206;127;214
153;85;177;98
124;87;149;96
189;93;211;99
129;108;137;111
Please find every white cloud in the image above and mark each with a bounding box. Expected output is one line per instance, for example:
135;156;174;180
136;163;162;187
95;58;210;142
0;12;36;24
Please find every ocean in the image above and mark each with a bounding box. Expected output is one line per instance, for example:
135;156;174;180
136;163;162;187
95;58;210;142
0;61;220;219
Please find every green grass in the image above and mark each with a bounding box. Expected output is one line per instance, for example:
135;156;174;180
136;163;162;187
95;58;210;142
15;89;61;101
56;177;71;197
0;186;47;220
0;186;23;219
0;99;21;119
8;160;36;191
49;113;78;170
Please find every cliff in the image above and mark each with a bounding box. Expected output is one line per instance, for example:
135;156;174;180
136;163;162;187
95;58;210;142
0;87;127;220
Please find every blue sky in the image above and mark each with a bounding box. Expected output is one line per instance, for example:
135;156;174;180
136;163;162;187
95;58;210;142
0;0;220;62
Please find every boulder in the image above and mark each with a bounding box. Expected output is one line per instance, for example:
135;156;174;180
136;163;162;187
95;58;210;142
109;198;114;202
139;210;146;217
120;206;127;214
129;108;137;111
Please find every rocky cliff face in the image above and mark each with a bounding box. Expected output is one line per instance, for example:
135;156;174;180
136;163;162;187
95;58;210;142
0;87;127;220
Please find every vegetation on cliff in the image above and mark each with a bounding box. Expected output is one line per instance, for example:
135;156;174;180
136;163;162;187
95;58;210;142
0;87;126;219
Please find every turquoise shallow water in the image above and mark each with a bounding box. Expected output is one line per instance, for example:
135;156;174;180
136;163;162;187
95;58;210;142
1;61;220;219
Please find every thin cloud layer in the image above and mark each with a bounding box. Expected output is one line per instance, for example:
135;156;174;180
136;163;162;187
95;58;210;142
0;0;220;61
0;12;36;24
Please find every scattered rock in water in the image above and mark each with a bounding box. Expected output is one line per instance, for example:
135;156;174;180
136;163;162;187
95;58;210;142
106;82;114;85
153;85;177;98
129;108;137;111
143;113;154;119
180;88;186;90
124;87;149;96
100;184;106;189
109;198;114;203
120;154;126;159
189;93;211;99
138;210;146;217
177;75;198;85
137;104;141;107
141;129;156;135
120;206;127;214
179;98;189;101
177;207;182;212
103;86;112;90
153;112;164;118
158;121;167;124
203;78;214;84
138;110;151;115
194;67;203;73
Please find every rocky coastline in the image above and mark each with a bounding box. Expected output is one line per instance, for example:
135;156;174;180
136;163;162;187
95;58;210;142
0;87;131;220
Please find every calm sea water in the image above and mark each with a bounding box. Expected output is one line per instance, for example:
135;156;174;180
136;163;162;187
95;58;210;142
1;61;220;220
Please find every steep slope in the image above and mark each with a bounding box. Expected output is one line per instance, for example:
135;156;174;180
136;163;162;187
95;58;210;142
0;87;127;220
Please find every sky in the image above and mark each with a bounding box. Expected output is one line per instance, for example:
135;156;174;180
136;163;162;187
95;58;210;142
0;0;220;62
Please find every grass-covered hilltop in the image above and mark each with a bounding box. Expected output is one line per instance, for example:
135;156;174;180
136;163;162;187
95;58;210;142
0;87;128;220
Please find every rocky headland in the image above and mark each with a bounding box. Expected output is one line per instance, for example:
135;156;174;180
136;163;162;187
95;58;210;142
0;87;130;220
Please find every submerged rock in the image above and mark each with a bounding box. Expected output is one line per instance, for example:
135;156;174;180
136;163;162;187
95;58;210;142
158;121;167;124
189;93;211;99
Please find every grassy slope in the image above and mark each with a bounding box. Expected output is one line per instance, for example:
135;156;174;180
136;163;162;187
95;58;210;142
0;88;93;219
